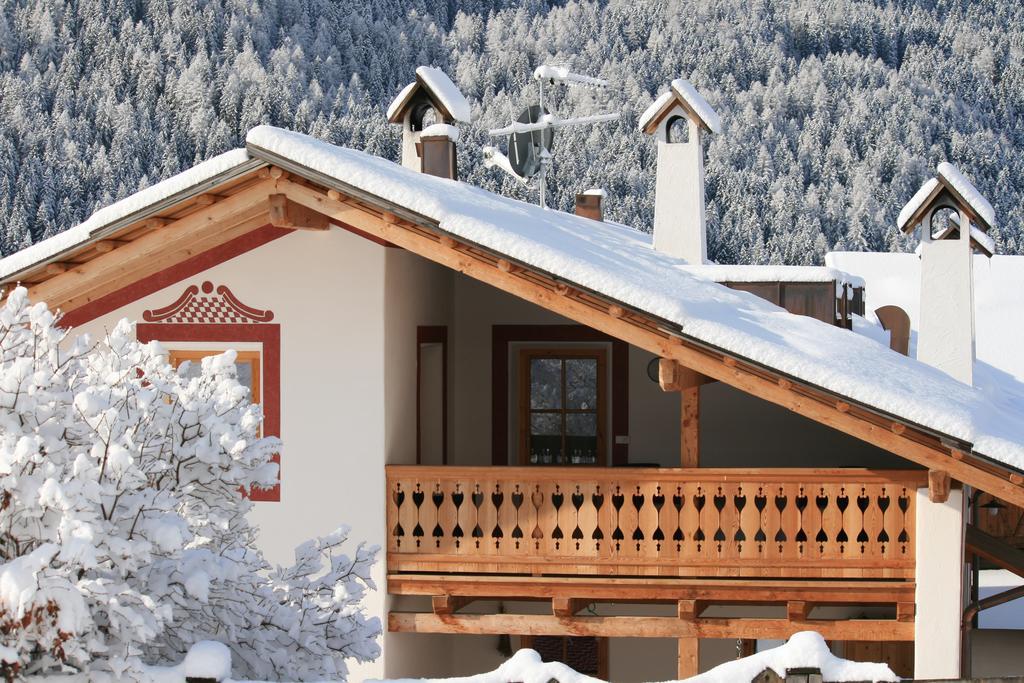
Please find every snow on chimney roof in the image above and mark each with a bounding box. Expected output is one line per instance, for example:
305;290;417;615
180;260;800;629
639;78;722;135
386;66;472;125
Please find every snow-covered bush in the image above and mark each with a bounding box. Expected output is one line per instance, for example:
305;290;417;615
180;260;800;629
0;287;380;681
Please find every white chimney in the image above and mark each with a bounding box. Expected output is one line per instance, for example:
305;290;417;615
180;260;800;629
387;66;471;173
639;78;721;264
897;162;996;385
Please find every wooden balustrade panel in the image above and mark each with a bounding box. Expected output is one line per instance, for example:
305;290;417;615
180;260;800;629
386;467;924;579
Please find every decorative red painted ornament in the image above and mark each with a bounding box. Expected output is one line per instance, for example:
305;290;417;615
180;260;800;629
142;281;275;324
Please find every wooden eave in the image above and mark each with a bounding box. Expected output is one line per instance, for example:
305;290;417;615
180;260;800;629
900;180;993;236
7;145;1024;506
937;169;994;233
641;92;713;136
386;77;455;125
0;157;267;289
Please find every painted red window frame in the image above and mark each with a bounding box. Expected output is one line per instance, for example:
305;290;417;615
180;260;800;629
137;322;281;501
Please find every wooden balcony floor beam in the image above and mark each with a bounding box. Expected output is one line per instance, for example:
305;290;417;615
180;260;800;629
388;574;915;606
388;612;914;641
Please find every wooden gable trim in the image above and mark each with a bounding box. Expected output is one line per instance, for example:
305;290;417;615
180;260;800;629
641;92;713;136
936;169;994;233
59;225;289;329
900;181;992;236
640;95;681;136
272;175;1024;505
386;78;455;125
899;182;947;235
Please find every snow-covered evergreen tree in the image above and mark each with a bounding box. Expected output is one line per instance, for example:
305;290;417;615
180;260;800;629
0;288;380;681
0;0;1021;263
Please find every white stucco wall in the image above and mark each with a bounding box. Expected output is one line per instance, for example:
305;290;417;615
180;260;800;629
65;227;393;681
914;487;965;679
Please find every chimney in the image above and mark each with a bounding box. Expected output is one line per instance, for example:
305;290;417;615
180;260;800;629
417;125;458;180
575;188;605;221
387;66;471;174
639;78;721;264
896;162;996;385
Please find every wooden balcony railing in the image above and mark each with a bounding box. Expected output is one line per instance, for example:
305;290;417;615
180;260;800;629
386;466;927;580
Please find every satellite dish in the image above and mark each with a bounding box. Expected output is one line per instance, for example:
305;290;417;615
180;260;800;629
508;105;554;179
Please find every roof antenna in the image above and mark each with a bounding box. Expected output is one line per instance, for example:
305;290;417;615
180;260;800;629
483;64;619;209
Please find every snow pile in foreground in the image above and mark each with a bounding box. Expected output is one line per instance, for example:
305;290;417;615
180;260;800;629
677;632;897;683
369;648;604;683
371;634;895;683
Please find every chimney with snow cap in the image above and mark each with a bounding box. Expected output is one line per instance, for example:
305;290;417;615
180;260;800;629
639;78;721;264
897;162;996;385
387;66;471;176
575;188;605;221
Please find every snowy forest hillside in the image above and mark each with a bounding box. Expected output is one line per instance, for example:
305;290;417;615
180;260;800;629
0;0;1022;264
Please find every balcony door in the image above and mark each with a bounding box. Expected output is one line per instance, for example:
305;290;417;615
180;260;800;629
518;348;606;465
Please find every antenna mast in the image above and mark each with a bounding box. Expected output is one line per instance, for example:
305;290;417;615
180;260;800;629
483;64;619;209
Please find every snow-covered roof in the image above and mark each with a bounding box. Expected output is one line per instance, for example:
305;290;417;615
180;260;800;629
386;67;471;124
681;264;864;288
896;177;939;232
897;163;995;233
0;149;255;282
386;82;418;122
245;126;1024;468
370;634;895;683
683;631;897;683
639;79;722;135
415;66;471;123
938;161;995;229
6;126;1024;473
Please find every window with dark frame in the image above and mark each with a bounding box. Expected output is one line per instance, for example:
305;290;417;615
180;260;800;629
518;348;606;466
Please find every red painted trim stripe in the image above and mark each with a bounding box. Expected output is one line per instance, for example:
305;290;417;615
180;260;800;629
60;225;291;329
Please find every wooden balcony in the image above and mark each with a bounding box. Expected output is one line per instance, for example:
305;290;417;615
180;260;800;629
386;466;926;581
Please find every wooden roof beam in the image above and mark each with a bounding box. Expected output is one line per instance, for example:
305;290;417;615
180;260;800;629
20;180;276;310
268;193;330;231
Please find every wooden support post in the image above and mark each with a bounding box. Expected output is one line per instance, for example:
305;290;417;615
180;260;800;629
431;595;474;615
896;602;915;623
682;385;700;468
552;597;587;618
678;599;703;620
660;360;704;467
787;600;811;621
677;637;699;679
928;470;951;503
